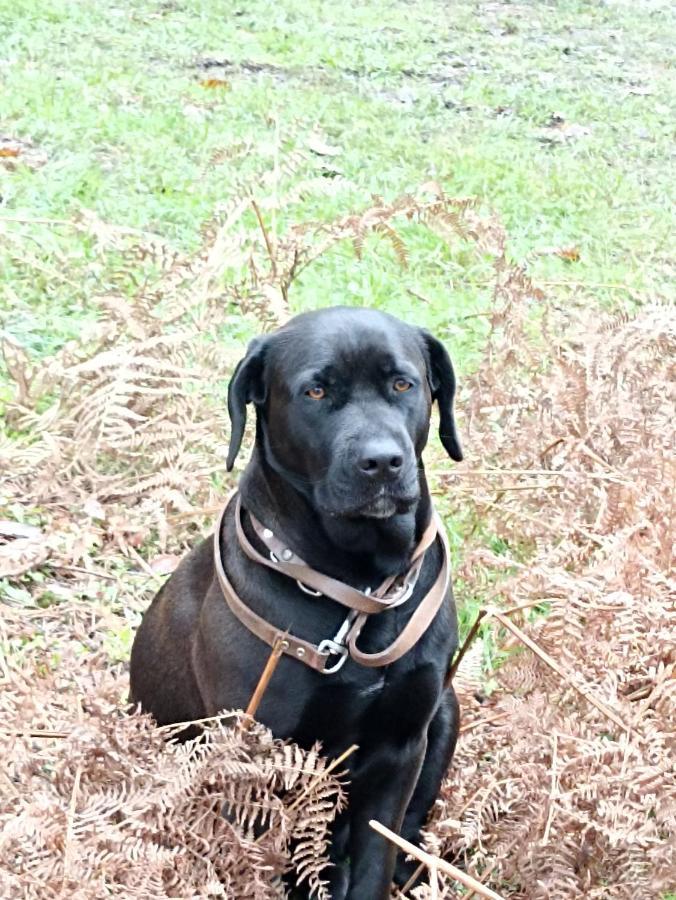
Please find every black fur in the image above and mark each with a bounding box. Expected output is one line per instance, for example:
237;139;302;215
130;307;463;898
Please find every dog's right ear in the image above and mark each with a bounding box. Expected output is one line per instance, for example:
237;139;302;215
226;337;269;471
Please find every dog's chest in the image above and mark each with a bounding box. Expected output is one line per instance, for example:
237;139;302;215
290;651;444;756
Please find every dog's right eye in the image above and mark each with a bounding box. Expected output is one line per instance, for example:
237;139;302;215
306;386;326;400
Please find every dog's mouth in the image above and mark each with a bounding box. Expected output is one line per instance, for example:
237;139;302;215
355;494;412;519
330;488;418;521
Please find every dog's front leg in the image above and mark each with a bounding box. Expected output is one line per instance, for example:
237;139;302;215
394;687;459;887
344;737;427;900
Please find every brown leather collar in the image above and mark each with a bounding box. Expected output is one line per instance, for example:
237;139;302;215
213;492;450;675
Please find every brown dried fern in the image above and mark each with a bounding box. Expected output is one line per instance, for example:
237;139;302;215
0;642;346;900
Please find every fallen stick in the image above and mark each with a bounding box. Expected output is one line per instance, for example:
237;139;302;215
369;819;507;900
460;711;510;734
156;711;239;734
0;728;69;739
446;608;487;687
490;610;631;733
397;860;425;896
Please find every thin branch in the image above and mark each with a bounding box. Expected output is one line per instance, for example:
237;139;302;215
48;563;118;582
285;742;358;813
0;728;69;739
251;199;277;279
59;762;82;897
490;610;631;733
156;712;239;734
242;635;287;726
446;609;487;687
397;861;425;898
542;732;558;844
460;711;510;734
369;819;507;900
435;467;632;485
406;288;432;305
431;484;563;496
500;598;557;616
253;742;358;846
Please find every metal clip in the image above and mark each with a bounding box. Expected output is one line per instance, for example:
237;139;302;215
271;550;322;596
297;580;323;597
317;640;349;674
318;610;357;674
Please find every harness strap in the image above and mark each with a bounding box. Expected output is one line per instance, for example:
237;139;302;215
213;498;334;672
347;521;449;667
239;496;436;614
212;492;450;673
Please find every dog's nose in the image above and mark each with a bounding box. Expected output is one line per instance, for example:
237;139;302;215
357;440;404;478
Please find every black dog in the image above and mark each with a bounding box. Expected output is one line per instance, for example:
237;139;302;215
130;306;463;898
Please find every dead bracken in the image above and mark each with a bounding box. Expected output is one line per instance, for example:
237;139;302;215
1;187;673;898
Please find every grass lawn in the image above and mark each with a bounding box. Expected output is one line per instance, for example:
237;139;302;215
1;0;674;360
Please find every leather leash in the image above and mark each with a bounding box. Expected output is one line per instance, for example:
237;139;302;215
213;492;450;674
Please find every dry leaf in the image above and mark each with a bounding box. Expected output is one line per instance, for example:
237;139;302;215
533;245;581;262
0;536;49;578
555;246;581;262
199;78;230;89
149;553;181;575
83;497;107;521
538;122;591;144
0;136;47;168
0;520;42;540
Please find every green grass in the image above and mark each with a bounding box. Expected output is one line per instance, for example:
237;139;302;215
1;0;674;362
1;0;674;668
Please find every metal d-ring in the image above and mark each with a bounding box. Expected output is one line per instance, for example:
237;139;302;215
270;550;323;596
387;580;415;608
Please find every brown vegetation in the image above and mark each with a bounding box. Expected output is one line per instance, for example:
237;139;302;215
1;187;673;897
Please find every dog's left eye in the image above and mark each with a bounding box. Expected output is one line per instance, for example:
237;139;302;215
393;378;413;393
306;386;326;400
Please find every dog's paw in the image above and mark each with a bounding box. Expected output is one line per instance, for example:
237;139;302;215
393;854;421;890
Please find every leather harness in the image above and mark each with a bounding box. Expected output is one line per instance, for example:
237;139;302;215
213;492;450;675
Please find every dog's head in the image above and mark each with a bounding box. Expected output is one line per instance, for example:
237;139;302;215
226;307;462;520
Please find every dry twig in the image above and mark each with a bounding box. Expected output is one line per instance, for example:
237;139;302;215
370;819;507;900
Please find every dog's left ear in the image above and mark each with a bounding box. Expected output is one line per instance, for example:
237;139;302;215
226;337;269;471
420;330;463;462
